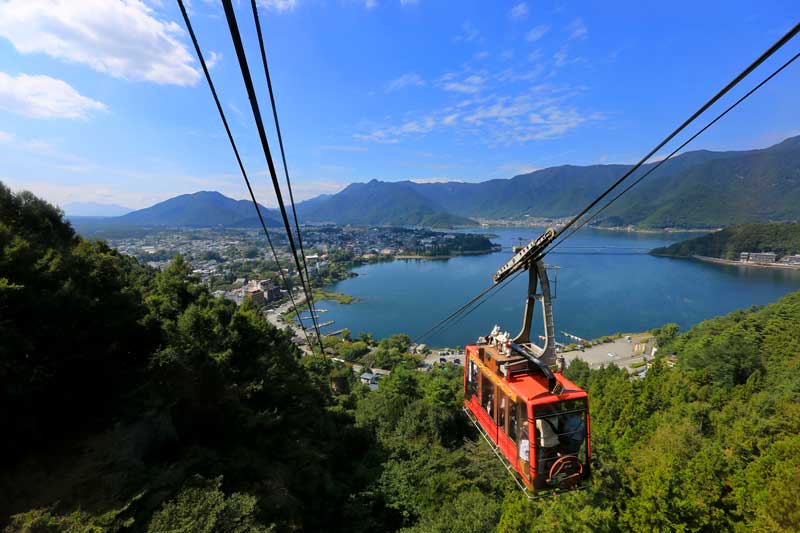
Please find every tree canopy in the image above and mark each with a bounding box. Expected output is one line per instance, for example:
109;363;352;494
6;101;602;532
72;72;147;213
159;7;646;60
2;182;799;531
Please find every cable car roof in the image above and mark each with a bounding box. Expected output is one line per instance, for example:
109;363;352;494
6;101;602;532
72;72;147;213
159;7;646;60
466;344;587;405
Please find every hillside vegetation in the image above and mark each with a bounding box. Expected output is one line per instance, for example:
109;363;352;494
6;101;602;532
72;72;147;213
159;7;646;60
298;135;800;229
651;222;800;259
2;182;799;531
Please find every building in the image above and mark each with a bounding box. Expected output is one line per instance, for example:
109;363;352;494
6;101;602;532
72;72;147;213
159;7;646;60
779;254;800;265
264;286;282;302
741;251;777;264
748;252;777;263
257;279;273;291
359;372;380;391
244;286;265;307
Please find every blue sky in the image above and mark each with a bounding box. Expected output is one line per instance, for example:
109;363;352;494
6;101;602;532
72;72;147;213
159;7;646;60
0;0;798;210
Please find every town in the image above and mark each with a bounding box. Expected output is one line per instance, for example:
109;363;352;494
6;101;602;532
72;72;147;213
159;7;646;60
103;225;500;306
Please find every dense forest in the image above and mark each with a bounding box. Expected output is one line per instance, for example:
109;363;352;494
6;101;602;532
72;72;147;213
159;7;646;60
651;222;800;259
2;182;799;531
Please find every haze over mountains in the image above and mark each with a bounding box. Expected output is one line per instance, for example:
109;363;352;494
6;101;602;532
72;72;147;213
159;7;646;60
63;202;132;217
71;136;800;230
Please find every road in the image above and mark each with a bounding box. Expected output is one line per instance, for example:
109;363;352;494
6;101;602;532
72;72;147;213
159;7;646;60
419;334;652;372
561;334;651;372
263;290;314;355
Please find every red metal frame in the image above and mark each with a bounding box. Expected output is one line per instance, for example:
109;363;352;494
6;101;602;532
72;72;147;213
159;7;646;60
463;344;590;490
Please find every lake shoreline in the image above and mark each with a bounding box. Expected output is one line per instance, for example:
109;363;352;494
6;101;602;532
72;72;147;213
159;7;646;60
692;255;800;270
311;228;800;346
593;226;718;234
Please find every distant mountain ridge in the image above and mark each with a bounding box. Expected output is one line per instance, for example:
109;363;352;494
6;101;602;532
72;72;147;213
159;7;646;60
296;180;476;227
297;135;800;229
117;191;280;227
66;135;800;231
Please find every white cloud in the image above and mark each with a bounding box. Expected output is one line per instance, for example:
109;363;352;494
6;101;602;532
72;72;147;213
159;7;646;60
442;75;485;94
365;0;377;9
0;72;107;119
258;0;298;12
526;24;549;42
442;113;459;125
473;51;490;60
509;3;528;19
206;51;222;69
0;0;199;86
567;18;587;40
0;131;13;142
385;73;425;92
400;0;419;5
355;84;601;145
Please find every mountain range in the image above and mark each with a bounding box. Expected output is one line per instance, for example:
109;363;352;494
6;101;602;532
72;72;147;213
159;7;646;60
66;135;800;230
296;135;800;229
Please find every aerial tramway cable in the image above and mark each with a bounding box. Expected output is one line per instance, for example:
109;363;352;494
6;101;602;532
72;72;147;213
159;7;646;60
249;0;322;344
221;0;325;353
176;0;316;350
541;49;800;259
416;23;800;343
549;22;800;244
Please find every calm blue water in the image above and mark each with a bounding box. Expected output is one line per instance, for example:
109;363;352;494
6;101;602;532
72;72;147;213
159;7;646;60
311;228;800;347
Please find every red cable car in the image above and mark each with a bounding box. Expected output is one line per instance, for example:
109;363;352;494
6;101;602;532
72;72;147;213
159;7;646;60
462;230;591;494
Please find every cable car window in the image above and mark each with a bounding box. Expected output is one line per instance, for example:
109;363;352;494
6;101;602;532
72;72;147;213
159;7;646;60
518;412;530;477
467;360;478;400
508;398;518;440
480;372;494;417
534;400;588;483
497;390;507;430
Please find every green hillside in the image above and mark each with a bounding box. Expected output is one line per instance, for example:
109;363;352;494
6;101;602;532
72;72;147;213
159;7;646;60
651;222;800;259
299;179;477;227
2;182;800;531
117;190;282;227
299;135;800;229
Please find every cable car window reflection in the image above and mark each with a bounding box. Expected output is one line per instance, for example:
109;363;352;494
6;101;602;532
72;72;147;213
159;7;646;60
534;400;588;481
534;406;561;477
497;390;507;429
518;413;530;478
508;398;518;441
467;360;478;400
481;372;494;416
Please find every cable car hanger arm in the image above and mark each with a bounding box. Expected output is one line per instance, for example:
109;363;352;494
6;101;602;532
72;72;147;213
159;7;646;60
494;227;556;284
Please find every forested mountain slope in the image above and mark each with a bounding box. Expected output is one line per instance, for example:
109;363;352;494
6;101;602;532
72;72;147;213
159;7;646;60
651;221;800;259
2;181;799;531
118;190;281;227
299;135;800;228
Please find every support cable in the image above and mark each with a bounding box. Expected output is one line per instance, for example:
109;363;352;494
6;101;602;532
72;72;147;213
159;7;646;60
176;0;313;349
249;0;320;337
221;0;325;353
414;25;800;344
542;49;800;259
550;22;800;243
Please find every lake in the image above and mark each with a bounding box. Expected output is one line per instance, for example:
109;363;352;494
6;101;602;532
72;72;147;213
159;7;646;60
311;228;800;347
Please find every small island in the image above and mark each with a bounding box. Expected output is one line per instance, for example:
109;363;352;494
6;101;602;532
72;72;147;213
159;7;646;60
650;222;800;269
